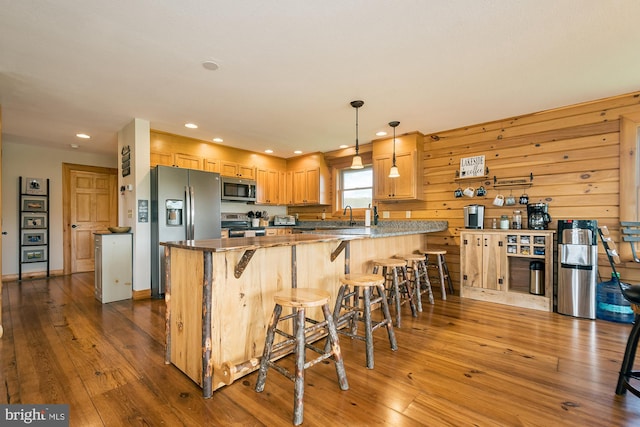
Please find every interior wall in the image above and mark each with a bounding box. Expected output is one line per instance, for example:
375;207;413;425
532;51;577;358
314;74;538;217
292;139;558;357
1;141;117;277
423;91;640;289
299;91;640;291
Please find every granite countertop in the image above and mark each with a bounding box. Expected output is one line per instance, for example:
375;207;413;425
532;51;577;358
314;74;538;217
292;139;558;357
161;220;448;252
159;234;360;252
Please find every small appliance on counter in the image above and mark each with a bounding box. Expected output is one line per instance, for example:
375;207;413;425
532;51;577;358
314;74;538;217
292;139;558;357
273;215;296;226
527;203;552;230
464;204;485;229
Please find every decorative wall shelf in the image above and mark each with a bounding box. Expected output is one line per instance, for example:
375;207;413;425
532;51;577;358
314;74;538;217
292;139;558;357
492;173;534;189
454;167;490;180
454;175;490;183
18;176;50;280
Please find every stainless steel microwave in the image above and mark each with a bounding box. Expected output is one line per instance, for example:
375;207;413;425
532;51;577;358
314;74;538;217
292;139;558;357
221;177;257;202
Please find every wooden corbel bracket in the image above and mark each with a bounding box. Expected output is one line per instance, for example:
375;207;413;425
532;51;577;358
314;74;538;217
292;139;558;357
234;249;257;278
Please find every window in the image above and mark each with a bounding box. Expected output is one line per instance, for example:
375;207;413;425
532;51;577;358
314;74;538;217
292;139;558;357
339;166;372;209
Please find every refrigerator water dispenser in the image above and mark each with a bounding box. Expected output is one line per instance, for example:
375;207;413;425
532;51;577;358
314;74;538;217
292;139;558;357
166;199;183;226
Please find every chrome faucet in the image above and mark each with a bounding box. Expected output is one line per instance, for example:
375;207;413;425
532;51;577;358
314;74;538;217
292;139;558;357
343;205;356;226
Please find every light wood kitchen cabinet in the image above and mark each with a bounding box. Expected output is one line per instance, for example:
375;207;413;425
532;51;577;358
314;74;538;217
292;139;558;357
292;168;322;205
265;228;292;236
460;231;505;291
286;152;329;206
373;151;417;200
204;158;220;173
283;171;294;205
150;151;203;169
278;171;288;206
372;131;424;201
220;161;255;179
174;153;203;170
460;230;554;311
151;151;174;167
256;168;280;205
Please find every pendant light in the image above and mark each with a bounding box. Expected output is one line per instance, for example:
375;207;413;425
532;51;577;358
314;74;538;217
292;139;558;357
388;121;400;178
350;100;364;169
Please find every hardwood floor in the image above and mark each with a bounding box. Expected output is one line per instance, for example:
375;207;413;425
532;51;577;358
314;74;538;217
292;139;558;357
2;273;640;426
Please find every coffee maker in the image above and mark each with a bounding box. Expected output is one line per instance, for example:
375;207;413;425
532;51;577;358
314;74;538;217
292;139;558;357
464;204;485;229
527;203;551;229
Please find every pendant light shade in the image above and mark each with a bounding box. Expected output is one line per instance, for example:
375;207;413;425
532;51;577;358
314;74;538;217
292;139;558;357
388;121;400;178
350;100;364;169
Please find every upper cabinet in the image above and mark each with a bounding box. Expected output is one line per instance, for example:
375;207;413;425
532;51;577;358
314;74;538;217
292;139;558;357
372;131;424;201
220;161;256;179
150;151;202;169
286;153;330;206
256;167;280;205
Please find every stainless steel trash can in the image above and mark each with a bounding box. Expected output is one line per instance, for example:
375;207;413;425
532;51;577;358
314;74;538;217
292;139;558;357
529;261;544;295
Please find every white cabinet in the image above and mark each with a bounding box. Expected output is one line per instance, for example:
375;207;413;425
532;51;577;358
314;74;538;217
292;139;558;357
94;233;133;303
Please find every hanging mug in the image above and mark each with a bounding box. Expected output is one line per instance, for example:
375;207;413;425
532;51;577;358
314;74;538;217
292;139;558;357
493;194;505;206
454;187;463;198
519;193;529;205
476;186;487;197
463;186;475;198
505;195;516;206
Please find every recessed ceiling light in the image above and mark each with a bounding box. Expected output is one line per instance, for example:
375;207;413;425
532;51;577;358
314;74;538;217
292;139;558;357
185;123;198;129
212;137;223;143
339;145;349;149
76;133;90;139
265;149;273;154
70;143;79;149
202;60;219;71
376;131;387;136
294;150;302;154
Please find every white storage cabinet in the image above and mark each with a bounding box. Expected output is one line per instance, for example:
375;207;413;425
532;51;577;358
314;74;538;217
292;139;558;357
94;233;133;303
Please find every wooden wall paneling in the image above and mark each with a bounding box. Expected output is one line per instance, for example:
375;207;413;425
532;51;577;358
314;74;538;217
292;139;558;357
422;92;640;295
428;92;640;140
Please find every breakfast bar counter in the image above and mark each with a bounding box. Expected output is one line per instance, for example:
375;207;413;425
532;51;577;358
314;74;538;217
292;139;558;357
160;221;447;397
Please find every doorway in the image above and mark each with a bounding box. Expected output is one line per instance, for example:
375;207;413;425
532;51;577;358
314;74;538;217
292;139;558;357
62;163;117;274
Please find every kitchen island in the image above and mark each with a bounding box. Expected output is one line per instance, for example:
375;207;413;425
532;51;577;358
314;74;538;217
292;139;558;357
161;221;447;397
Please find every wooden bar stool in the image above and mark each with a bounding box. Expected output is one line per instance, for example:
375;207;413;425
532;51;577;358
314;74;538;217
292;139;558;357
331;273;398;369
255;288;349;426
371;258;417;328
396;254;434;312
419;248;454;300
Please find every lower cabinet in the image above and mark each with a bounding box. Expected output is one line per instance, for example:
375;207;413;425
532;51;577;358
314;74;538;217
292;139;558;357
460;230;554;311
265;227;292;236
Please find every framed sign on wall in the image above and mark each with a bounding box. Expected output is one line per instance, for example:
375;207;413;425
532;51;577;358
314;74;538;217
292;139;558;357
459;155;486;178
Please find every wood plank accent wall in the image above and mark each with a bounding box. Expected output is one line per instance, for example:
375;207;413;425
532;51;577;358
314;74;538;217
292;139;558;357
424;91;640;290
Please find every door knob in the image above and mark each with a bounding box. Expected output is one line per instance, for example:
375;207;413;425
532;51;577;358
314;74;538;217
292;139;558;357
71;224;78;229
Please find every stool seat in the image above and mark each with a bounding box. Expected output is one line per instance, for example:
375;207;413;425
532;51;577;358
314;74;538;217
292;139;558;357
256;287;348;425
274;288;330;308
372;258;416;327
332;273;397;369
418;248;453;299
341;273;384;287
396;253;434;311
398;253;425;261
372;258;407;268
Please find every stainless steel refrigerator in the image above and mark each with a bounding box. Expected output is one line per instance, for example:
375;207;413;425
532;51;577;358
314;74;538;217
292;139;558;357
151;165;221;298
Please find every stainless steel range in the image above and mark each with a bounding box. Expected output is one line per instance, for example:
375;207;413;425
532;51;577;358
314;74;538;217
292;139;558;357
221;212;266;238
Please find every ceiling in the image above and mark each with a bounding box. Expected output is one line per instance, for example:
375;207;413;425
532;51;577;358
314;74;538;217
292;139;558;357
2;1;640;158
